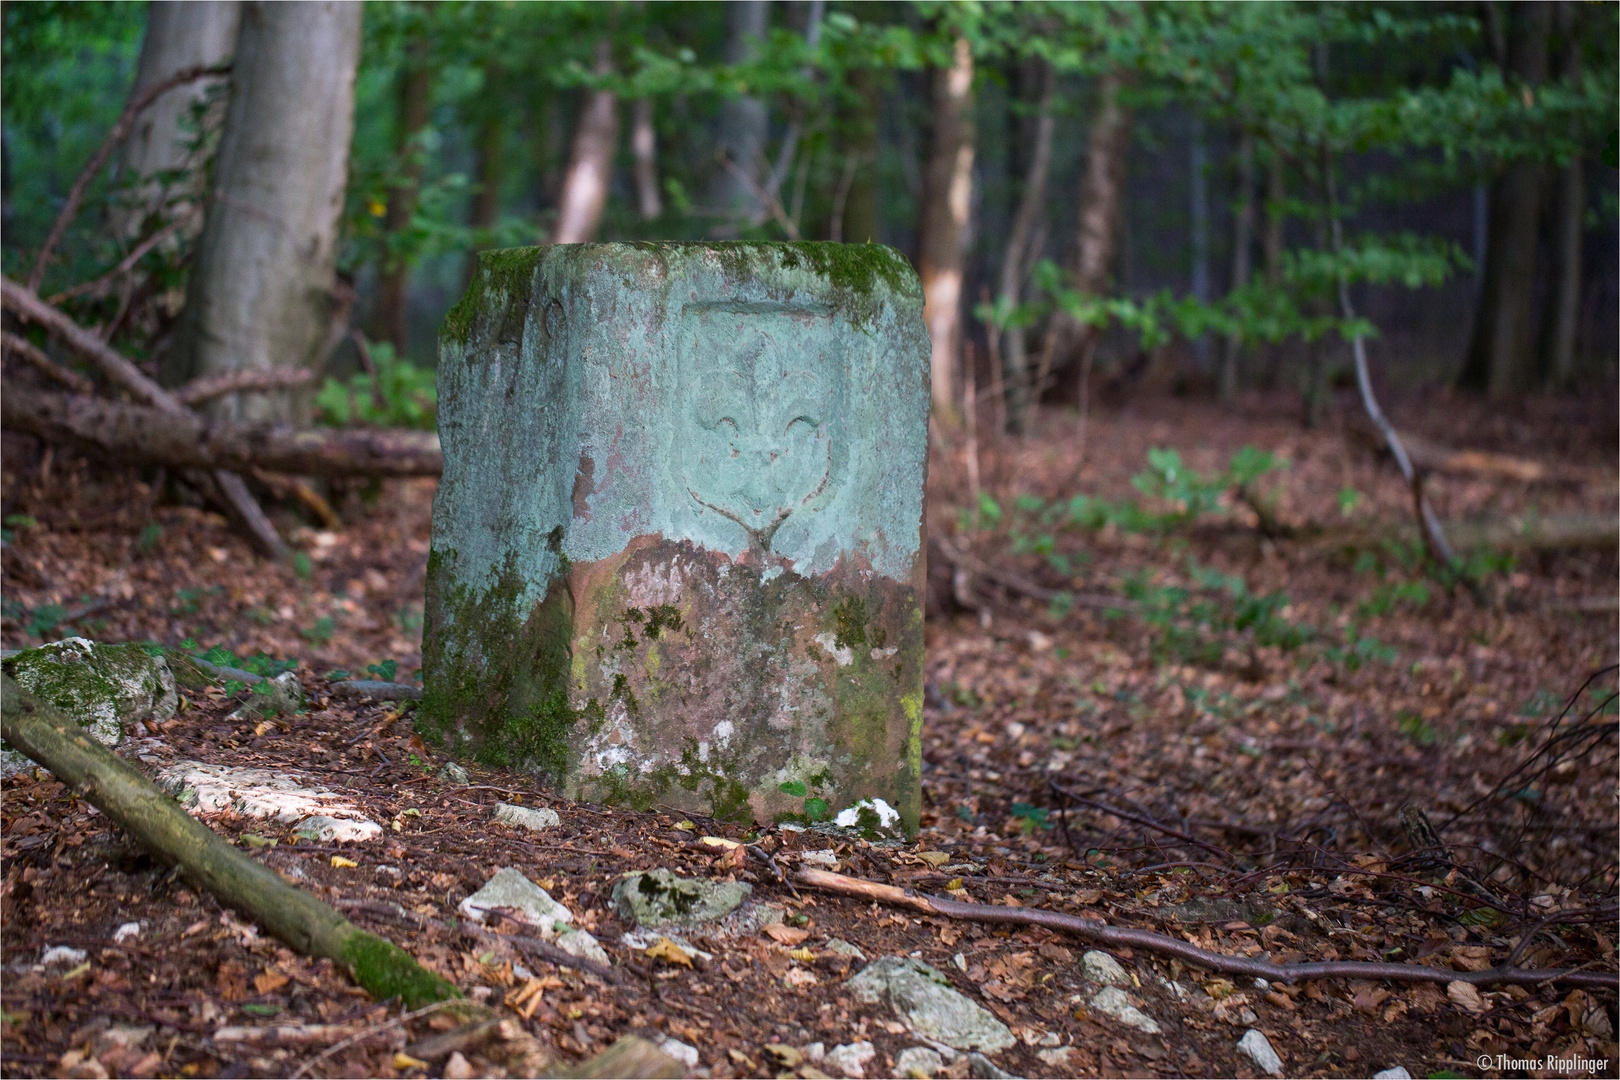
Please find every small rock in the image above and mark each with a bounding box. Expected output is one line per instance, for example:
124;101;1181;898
1253;977;1270;991
442;1051;475;1080
657;1038;699;1069
437;761;470;786
805;1042;826;1063
1080;950;1131;987
824;1041;876;1079
492;802;560;831
41;946;87;968
895;1046;945;1078
112;922;141;944
459;868;572;933
1035;1047;1075;1068
1237;1029;1283;1077
611;868;751;928
225;670;303;721
801;850;840;867
1088;986;1161;1034
952;952;967;972
822;937;867;962
848;956;1015;1052
833;798;902;837
966;1052;1017;1079
298;814;383;843
1372;1069;1412;1079
553;929;610;968
766;1043;804;1068
785;967;820;988
4;639;177;775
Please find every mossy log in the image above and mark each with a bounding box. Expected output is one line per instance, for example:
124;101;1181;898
0;673;465;1010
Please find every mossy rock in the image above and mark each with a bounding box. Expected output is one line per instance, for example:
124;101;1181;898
611;868;751;929
1;639;176;775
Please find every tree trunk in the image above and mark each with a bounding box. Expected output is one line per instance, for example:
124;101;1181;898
918;36;975;429
0;675;466;1011
1542;0;1583;387
631;97;662;220
1042;70;1135;378
113;1;241;241
374;20;436;358
463;69;507;286
840;67;881;244
1262;150;1284;286
1219;130;1255;405
1459;0;1551;399
165;0;361;425
552;40;618;244
710;0;770;233
1188;113;1211;371
999;59;1055;435
3;384;443;478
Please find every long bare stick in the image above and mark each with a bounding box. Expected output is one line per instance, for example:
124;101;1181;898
28;64;230;292
47;212;197;305
2;330;94;393
795;868;1617;990
2;275;287;558
175;366;316;407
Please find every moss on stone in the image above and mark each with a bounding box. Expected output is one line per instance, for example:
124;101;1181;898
340;931;461;1009
776;242;917;300
441;246;548;346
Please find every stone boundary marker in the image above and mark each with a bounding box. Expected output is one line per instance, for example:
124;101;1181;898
423;242;929;831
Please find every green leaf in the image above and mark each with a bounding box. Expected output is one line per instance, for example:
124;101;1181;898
240;1003;279;1016
778;780;807;797
803;798;829;821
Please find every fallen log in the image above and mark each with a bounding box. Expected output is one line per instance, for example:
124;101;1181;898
1318;511;1619;555
2;384;442;477
0;673;469;1010
796;867;1618;990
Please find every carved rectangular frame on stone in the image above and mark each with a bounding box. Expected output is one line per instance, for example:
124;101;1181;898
422;243;930;831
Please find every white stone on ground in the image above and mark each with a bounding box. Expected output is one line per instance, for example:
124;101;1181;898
1088;986;1161;1034
834;797;901;834
1080;949;1131;987
492;802;561;831
298;814;383;843
1372;1069;1412;1079
458;868;572;934
113;922;141;943
804;1042;826;1063
894;1046;945;1077
158;762;380;839
553;928;609;967
41;946;87;967
442;1052;474;1080
1036;1047;1075;1068
848;957;1015;1052
1237;1029;1284;1077
822;937;866;962
824;1041;876;1078
657;1038;699;1068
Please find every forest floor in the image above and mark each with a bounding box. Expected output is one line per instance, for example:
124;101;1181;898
1;388;1616;1080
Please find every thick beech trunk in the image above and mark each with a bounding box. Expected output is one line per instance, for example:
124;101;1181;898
375;24;436;357
918;36;975;428
552;40;618;244
2;385;443;478
0;674;465;1010
114;1;241;240
166;0;361;423
999;59;1055;434
1459;1;1551;398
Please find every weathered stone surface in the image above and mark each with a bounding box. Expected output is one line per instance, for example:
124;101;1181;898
459;868;572;931
1237;1029;1284;1076
554;928;610;968
823;1041;876;1078
611;868;750;928
1081;949;1131;987
491;802;560;831
423;243;930;830
1088;986;1161;1034
894;1046;946;1077
158;762;380;839
848;957;1015;1052
2;639;176;775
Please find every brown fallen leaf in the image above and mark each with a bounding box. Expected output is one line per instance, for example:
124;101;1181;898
1351;984;1390;1014
645;937;695;968
253;969;290;995
1446;980;1487;1013
1448;945;1493;972
763;923;810;946
916;850;951;867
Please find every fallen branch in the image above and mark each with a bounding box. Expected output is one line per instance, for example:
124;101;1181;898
933;534;1124;611
2;276;287;558
794;867;1617;990
46;212;197;306
0;673;472;1010
28;63;229;292
1318;512;1619;555
176;366;316;406
1;330;94;393
3;385;442;477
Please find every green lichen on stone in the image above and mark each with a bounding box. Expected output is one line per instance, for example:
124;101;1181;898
833;595;869;650
340;931;461;1009
776;241;917;300
611;868;751;929
441;246;548;346
1;639;177;773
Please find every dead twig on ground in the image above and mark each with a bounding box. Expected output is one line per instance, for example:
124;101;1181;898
796;867;1618;989
2;330;95;393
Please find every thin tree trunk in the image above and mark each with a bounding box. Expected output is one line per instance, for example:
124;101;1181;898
631;97;662;220
1459;1;1551;399
1041;71;1135;377
552;40;618;244
463;70;506;286
165;0;361;425
1220;130;1255;406
1543;0;1583;387
3;385;444;478
113;1;241;241
375;21;435;357
1262;150;1284;286
918;36;975;429
1188;113;1211;371
710;1;770;233
999;60;1055;435
841;67;881;244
